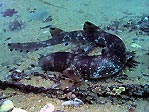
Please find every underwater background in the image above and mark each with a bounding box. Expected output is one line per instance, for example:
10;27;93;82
0;0;149;112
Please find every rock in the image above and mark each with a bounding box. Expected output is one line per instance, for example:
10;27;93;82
62;98;84;107
0;99;14;112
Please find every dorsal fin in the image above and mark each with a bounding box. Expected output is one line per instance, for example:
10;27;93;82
50;27;64;37
83;21;100;33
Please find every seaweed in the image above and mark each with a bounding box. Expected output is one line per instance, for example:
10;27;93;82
2;8;17;17
0;70;148;104
0;80;148;104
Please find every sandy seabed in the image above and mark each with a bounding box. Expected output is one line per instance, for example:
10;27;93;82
0;0;149;112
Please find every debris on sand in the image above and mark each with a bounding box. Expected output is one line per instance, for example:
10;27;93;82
8;19;25;31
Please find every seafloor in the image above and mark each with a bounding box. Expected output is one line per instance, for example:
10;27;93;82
0;0;149;112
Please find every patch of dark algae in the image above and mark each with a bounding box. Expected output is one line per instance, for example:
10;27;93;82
0;80;148;104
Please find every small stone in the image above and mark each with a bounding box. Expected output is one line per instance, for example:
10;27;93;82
131;43;141;48
0;100;14;112
40;103;54;112
62;98;84;107
12;107;28;112
105;79;110;83
144;17;148;21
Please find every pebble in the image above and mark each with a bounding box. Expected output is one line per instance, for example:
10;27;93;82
12;107;28;112
40;103;54;112
130;43;141;48
144;17;148;21
0;99;14;112
62;98;84;107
